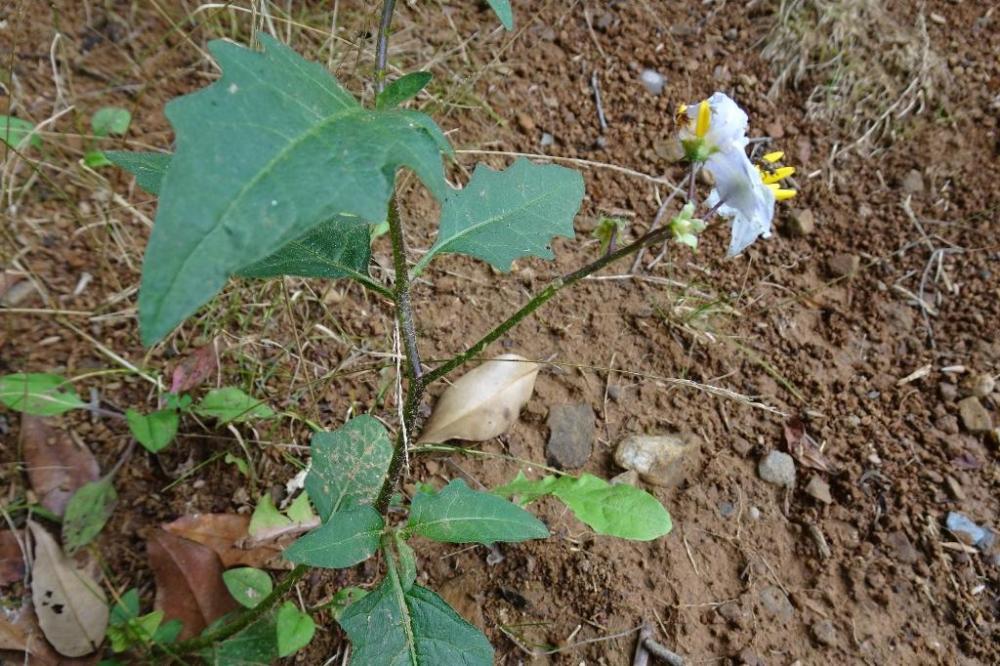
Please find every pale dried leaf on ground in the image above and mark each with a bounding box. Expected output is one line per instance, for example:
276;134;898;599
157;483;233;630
147;529;239;639
418;354;540;444
22;415;100;516
28;522;108;657
169;341;219;393
162;513;288;569
783;417;836;473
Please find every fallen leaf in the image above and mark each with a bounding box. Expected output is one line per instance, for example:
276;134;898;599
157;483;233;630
0;614;29;652
0;530;25;585
28;522;108;657
148;529;239;640
0;601;100;665
418;354;539;443
783;417;836;473
162;513;288;569
170;342;218;394
22;415;100;516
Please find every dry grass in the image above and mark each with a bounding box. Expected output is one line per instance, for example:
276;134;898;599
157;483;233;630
761;0;948;157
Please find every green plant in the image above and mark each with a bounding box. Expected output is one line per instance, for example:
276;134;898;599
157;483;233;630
1;1;800;662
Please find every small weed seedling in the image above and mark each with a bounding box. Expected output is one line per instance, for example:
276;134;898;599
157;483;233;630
0;1;798;662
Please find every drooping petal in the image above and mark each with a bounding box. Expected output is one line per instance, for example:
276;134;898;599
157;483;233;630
704;150;775;256
679;92;749;154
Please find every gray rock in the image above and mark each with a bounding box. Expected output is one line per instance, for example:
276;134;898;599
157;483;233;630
758;585;794;621
614;432;702;487
758;450;796;488
901;169;924;193
962;373;996;398
639;69;666;95
958;396;992;432
805;475;832;504
827;253;861;278
545;403;595;469
812;619;838;646
610;469;638;486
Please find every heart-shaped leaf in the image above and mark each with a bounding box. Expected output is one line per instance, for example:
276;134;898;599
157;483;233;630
417;354;539;444
222;567;273;609
276;602;315;657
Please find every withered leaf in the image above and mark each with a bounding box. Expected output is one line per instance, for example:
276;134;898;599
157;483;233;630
22;415;100;516
170;341;219;394
0;614;29;652
28;522;108;657
147;529;239;640
0;530;25;585
0;601;100;665
161;513;287;569
783;417;836;473
418;354;540;444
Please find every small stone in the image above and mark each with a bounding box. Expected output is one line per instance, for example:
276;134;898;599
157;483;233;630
784;208;815;237
758;450;796;488
749;506;761;520
724;28;738;41
539;132;554;147
717;601;747;628
901;169;924;194
639;69;666;95
719;501;736;518
614;432;702;487
827;253;861;279
945;475;966;501
812;620;838;647
738;648;764;666
610;469;638;486
939;382;958;402
758;585;794;621
958;396;992;432
886;530;920;564
805;475;832;504
516;112;535;132
731;436;753;457
961;373;995;398
607;385;623;403
546;404;596;469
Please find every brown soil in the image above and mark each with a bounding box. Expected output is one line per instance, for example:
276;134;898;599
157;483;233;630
2;1;998;665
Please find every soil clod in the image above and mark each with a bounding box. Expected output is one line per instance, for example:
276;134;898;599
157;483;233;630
545;403;595;469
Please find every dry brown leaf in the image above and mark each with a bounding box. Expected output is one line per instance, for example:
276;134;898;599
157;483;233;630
161;513;287;569
0;601;100;666
148;529;239;640
0;530;25;585
27;522;108;658
170;341;219;394
783;417;837;473
418;354;540;444
22;415;100;516
0;614;29;652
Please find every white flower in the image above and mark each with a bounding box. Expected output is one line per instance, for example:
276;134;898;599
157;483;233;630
705;149;776;256
678;92;749;161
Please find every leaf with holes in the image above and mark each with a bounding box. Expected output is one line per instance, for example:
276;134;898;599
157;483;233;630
340;576;493;666
137;34;451;344
406;479;548;545
306;415;393;522
0;373;86;416
413;158;583;275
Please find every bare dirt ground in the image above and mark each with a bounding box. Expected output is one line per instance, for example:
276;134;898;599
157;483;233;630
2;1;998;664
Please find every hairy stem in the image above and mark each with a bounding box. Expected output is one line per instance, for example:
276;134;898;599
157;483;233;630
423;221;679;385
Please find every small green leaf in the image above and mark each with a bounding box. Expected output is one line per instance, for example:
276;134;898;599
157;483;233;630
62;476;117;553
126;407;179;453
284;505;383;569
92;107;132;137
108;589;163;652
592;216;627;254
194;387;275;423
0;115;42;149
110;589;141;625
249;494;291;536
223;567;273;608
224;452;250;477
414;157;584;275
485;0;514;29
84;150;113;168
153;619;183;645
340;577;493;665
0;373;87;416
376;71;433;110
324;587;367;620
495;472;673;541
137;35;451;345
276;602;315;657
306;415;393;522
406;479;549;545
104;151;171;194
203;613;278;665
285;493;315;524
395;533;417;590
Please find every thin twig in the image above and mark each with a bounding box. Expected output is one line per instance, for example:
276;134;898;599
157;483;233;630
592;70;608;132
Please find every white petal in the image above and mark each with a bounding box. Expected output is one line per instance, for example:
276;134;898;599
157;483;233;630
704;150;775;256
680;92;749;153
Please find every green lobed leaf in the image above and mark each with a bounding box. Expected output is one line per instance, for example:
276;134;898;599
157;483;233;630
92;107;132;137
222;567;273;609
495;472;673;541
406;479;549;545
340;577;493;666
276;602;315;657
126;407;179;453
138;34;451;345
0;373;87;416
485;0;514;29
305;415;393;522
283;505;383;569
0;115;42;149
414;157;583;275
104;151;171;194
376;71;433;110
62;476;118;553
193;386;275;423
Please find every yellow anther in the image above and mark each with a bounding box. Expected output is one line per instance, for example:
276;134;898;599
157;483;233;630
761;166;796;184
761;151;784;164
695;100;711;138
774;188;797;201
